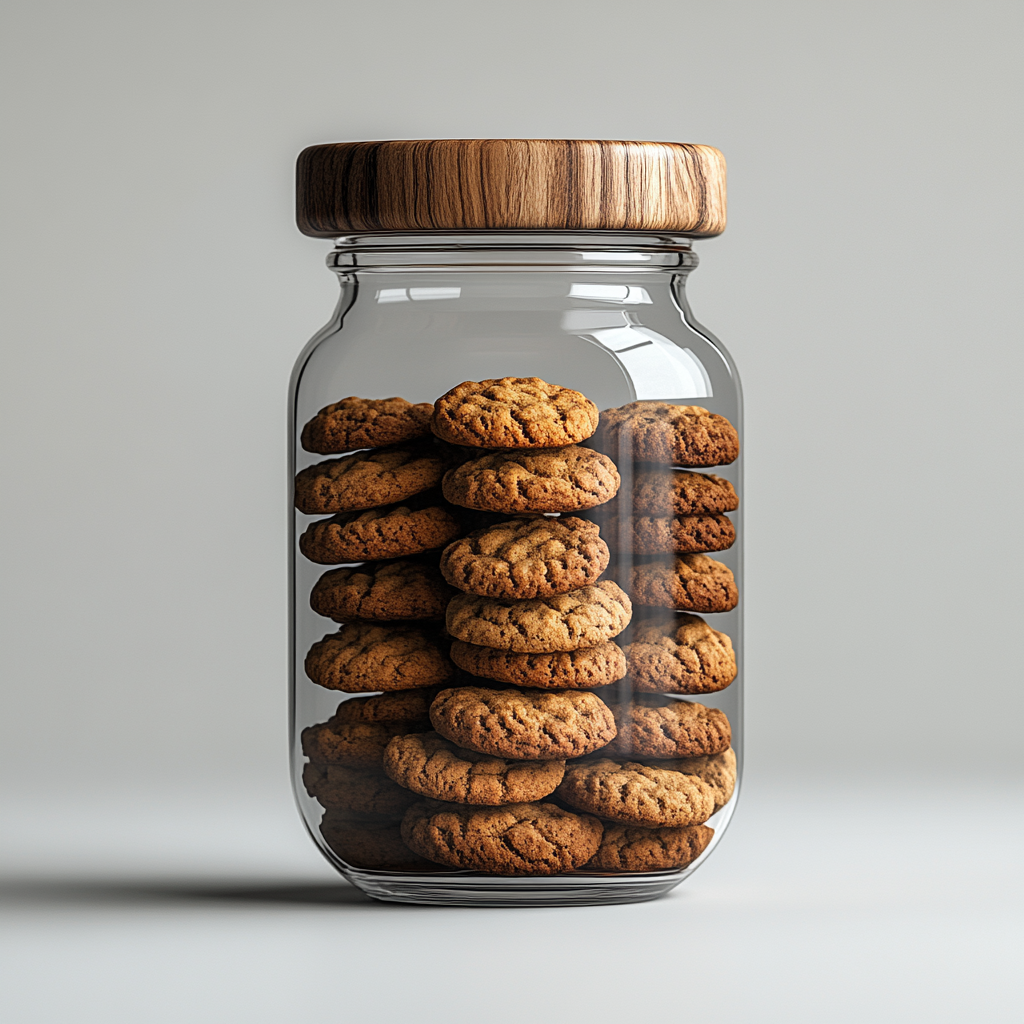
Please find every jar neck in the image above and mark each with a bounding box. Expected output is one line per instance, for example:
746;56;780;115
326;232;701;272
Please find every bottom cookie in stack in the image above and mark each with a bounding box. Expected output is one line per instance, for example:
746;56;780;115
319;810;440;872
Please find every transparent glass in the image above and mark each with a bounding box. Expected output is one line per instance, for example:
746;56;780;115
289;233;742;906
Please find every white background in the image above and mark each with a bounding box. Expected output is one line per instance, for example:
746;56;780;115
1;1;1021;1021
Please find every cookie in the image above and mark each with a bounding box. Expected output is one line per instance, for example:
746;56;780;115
450;640;626;689
320;811;439;871
594;402;739;467
442;446;619;514
596;512;735;554
653;747;737;813
586;823;714;872
630;555;738;613
310;560;457;622
429;686;617;760
383;731;565;804
294;443;448;515
301;396;434;454
556;758;716;827
299;499;463;564
625;614;737;694
440;516;609;599
329;690;437;724
431;377;599;449
446;580;632;653
401;799;603;875
302;763;419;816
605;696;731;759
305;624;454;692
301;704;430;767
629;469;739;517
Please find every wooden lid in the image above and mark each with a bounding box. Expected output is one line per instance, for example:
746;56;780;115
296;139;726;237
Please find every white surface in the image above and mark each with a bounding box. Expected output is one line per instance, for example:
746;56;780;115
3;779;1021;1024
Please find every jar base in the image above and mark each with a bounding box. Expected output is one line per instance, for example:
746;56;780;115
342;867;690;907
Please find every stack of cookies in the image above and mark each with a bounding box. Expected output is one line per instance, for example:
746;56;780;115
294;396;473;869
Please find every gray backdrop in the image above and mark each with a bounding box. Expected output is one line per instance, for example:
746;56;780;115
2;0;1022;808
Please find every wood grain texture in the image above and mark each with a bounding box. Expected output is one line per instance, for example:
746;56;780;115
296;139;726;237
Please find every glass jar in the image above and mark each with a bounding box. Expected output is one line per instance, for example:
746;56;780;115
289;140;741;906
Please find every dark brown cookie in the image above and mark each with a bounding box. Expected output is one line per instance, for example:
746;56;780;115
440;516;609;599
299;499;463;563
651;747;737;813
605;696;731;759
450;640;626;689
595;512;735;554
625;614;737;694
429;686;617;760
431;377;599;449
556;758;716;827
446;580;632;653
320;810;439;871
629;469;739;517
594;402;739;467
302;763;420;816
305;624;454;692
401;799;603;875
586;822;714;872
294;443;448;515
383;731;565;805
329;690;436;724
442;446;620;513
301;396;434;454
310;560;457;622
301;701;430;767
630;554;738;613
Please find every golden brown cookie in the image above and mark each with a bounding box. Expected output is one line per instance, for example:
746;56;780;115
430;686;616;760
586;822;714;872
446;580;632;653
301;702;430;768
310;560;457;622
442;446;619;513
625;614;737;694
440;516;609;599
301;396;434;454
383;732;565;805
605;696;731;759
320;810;439;871
594;402;739;467
302;763;420;816
401;799;603;875
305;623;454;692
630;554;738;613
431;377;599;449
556;758;716;827
652;747;737;813
596;512;735;554
450;640;626;689
627;469;739;517
299;498;463;564
294;443;448;515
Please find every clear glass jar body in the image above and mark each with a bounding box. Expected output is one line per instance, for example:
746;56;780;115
290;233;742;906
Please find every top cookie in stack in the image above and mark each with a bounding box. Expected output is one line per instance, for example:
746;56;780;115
295;396;464;696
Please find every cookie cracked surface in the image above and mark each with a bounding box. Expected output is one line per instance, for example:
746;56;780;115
605;696;731;759
320;811;439;871
586;822;714;872
383;731;565;804
305;624;453;692
630;555;738;613
310;560;457;622
446;580;632;653
429;686;617;760
624;614;736;694
596;512;735;554
628;469;739;517
450;640;626;689
401;799;603;875
556;758;716;827
302;763;419;816
442;446;619;513
652;748;737;813
594;402;739;467
301;701;430;768
431;377;598;449
301;396;433;454
440;516;609;599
